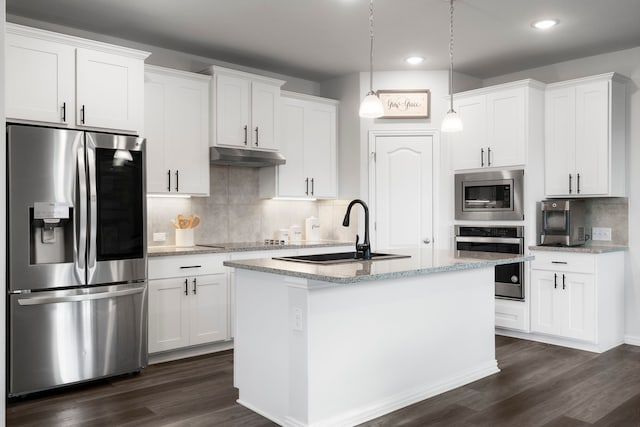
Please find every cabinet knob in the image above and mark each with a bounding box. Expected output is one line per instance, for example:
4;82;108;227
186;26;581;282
423;238;431;244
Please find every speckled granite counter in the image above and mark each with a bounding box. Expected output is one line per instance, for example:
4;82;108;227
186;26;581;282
147;241;351;257
224;248;533;284
529;244;627;254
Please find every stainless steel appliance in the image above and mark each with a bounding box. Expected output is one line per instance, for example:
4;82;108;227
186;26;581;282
455;169;524;221
7;124;147;397
455;226;525;300
539;199;586;246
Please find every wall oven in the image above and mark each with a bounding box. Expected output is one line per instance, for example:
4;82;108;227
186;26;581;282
455;226;524;300
455;169;524;221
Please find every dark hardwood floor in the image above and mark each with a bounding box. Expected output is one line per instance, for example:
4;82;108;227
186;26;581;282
7;336;640;426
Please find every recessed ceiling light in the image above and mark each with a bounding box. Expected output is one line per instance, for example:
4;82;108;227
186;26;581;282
405;56;424;65
532;19;559;30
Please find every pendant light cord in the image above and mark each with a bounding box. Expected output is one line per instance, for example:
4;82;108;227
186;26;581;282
369;0;375;94
448;0;455;111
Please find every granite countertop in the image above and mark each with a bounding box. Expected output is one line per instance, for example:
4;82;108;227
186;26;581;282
223;248;534;284
529;244;628;254
147;241;352;257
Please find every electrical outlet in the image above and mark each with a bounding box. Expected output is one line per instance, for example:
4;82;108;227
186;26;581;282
153;232;167;242
592;227;612;241
292;307;303;331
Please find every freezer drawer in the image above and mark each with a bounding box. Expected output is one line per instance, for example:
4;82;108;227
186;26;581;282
8;282;148;397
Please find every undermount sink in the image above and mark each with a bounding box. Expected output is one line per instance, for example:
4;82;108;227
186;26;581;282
273;251;410;265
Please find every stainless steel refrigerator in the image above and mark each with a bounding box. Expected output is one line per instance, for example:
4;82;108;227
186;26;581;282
7;124;148;397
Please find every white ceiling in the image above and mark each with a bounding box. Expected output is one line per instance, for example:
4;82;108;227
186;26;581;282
7;0;640;82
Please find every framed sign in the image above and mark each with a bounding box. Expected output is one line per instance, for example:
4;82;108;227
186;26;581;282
377;89;431;119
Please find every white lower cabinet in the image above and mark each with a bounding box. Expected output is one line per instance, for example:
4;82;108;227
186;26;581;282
529;250;624;352
148;255;228;353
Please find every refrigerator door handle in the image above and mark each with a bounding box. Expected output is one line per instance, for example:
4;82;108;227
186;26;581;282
77;146;88;273
17;285;146;306
86;142;98;278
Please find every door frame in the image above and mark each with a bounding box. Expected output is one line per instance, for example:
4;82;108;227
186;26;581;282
368;129;441;250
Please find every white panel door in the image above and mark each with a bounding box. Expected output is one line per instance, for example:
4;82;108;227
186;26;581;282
486;87;526;168
148;278;190;353
6;33;74;125
251;81;280;150
144;76;169;193
189;274;229;346
562;272;596;342
575;80;609;195
166;79;210;194
305;102;337;198
278;98;306;197
451;95;486;170
373;134;433;250
545;87;576;196
76;48;143;132
530;270;560;335
215;73;251;147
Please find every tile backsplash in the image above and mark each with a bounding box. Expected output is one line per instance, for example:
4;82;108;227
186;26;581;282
584;197;628;246
147;165;357;246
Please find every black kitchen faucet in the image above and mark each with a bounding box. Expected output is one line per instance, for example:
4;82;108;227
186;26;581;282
342;199;372;260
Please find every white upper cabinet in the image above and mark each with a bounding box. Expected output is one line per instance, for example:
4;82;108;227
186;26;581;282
76;48;144;132
6;31;75;125
545;73;627;197
144;66;210;196
209;66;284;151
260;92;338;199
451;80;544;171
5;23;149;134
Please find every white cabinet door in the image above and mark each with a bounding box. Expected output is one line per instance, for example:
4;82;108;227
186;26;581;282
144;75;170;193
215;73;251;148
278;98;306;197
144;67;210;195
574;80;609;195
251;81;280;150
486;87;526;168
563;272;596;342
451;95;486;170
76;48;143;132
305;102;337;198
148;278;190;353
544;87;576;196
189;274;229;346
6;33;75;125
530;270;560;335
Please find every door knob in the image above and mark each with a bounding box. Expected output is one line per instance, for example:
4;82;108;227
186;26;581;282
423;238;431;244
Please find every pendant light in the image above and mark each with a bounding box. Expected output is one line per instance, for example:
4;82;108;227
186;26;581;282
441;0;463;132
359;0;384;118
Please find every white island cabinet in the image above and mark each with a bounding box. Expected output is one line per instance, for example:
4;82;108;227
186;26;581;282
226;249;531;427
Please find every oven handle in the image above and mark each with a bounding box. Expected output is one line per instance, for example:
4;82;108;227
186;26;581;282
454;236;523;245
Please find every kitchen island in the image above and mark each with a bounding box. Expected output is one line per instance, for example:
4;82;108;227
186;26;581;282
225;249;532;427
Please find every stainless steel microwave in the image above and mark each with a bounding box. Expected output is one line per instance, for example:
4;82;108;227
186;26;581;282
455;169;524;221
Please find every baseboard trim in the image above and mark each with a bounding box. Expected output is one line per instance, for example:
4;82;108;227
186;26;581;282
624;335;640;346
244;361;498;427
148;340;234;364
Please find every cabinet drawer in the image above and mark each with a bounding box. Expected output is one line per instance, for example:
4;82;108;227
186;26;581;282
149;254;227;279
530;251;594;274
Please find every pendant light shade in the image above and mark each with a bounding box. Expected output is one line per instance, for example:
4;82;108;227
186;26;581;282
359;92;384;118
442;0;463;133
359;0;384;119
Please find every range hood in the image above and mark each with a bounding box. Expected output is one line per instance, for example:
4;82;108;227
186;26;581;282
209;146;286;167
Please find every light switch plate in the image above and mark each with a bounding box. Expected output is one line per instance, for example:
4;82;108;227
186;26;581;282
592;227;612;241
153;232;167;242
